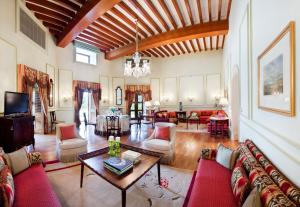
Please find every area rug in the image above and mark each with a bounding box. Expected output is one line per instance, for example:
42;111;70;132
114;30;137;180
46;162;192;207
176;123;208;133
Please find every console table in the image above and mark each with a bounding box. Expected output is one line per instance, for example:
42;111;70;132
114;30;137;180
0;115;35;153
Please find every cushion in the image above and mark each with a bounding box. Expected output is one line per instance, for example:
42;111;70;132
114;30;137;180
59;138;88;150
216;144;233;169
3;148;30;175
0;165;14;207
155;126;170;141
201;111;212;116
157;113;163;118
230;149;240;170
162;112;168;118
168;111;177;118
200;148;217;160
60;125;76;140
27;152;43;166
231;164;251;206
190;112;198;118
144;139;171;151
242;187;262;207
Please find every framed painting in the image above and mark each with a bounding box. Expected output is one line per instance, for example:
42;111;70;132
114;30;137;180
258;21;295;116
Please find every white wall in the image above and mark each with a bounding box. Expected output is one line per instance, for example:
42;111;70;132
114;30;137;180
223;0;300;186
56;44;224;120
0;0;57;113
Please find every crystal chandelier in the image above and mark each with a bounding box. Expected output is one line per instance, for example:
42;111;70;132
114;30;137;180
124;20;150;78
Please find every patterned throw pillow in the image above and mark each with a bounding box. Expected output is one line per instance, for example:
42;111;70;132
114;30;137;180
200;148;217;160
231;164;251;206
191;112;198;118
0;165;14;207
238;144;261;173
27;152;43;166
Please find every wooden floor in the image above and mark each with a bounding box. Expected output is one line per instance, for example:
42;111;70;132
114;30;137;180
35;124;238;171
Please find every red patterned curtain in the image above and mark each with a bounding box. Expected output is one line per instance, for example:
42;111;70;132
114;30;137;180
17;64;50;134
73;80;101;127
125;85;152;114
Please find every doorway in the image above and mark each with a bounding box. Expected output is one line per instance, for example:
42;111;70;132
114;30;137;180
32;83;43;134
129;93;144;119
79;91;96;124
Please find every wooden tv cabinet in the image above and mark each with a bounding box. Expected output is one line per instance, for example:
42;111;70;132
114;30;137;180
0;115;35;153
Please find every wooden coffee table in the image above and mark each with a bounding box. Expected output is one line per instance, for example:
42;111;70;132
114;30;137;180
78;144;162;207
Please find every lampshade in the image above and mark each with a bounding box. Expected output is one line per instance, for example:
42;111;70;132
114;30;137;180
219;97;228;106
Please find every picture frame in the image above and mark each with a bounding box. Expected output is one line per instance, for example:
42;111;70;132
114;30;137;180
258;21;295;116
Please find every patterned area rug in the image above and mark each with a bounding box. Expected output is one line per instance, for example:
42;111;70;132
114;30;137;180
46;162;192;207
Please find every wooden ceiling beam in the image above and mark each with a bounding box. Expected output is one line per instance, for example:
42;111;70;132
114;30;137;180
157;0;177;29
170;44;180;55
79;33;114;49
86;26;125;46
182;41;191;53
91;22;130;44
176;42;185;54
96;19;135;42
142;50;152;57
165;45;175;56
57;0;121;47
152;48;165;57
144;0;169;31
218;0;222;21
147;49;159;57
105;20;228;59
208;0;212;22
196;39;202;51
171;0;185;27
110;8;148;38
55;0;81;11
34;13;68;27
226;0;232;19
127;0;162;33
43;22;64;31
189;40;197;53
26;3;71;22
82;30;119;47
76;37;108;51
26;0;75;17
158;46;170;57
118;2;155;36
196;0;203;24
184;0;194;25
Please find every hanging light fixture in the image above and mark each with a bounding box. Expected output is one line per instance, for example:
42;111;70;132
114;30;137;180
124;20;151;78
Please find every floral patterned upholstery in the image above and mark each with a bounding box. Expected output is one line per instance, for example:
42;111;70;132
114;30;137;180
200;148;217;160
0;164;14;207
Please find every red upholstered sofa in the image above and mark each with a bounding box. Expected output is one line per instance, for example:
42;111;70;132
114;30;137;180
13;164;61;207
189;110;226;124
154;111;178;124
183;140;300;207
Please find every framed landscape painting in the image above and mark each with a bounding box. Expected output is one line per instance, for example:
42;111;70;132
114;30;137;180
258;21;295;116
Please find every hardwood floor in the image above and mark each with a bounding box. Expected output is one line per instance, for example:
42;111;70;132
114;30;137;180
34;124;238;171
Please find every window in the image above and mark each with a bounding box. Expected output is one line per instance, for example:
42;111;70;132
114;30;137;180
130;94;143;119
75;47;97;65
32;83;41;114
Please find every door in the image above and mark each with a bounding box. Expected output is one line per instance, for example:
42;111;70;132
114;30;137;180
80;91;96;124
129;93;143;119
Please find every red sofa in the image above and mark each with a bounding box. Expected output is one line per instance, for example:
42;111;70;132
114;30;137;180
183;140;300;207
13;164;61;207
154;111;178;124
189;110;226;124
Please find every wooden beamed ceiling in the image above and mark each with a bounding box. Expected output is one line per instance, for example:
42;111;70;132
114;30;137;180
25;0;232;59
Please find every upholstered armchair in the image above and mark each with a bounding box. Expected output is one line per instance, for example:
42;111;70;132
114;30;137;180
143;122;176;165
56;123;87;163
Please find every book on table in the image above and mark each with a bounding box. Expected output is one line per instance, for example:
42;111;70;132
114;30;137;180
103;157;133;175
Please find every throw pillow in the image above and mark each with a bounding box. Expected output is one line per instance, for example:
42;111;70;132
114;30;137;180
216;143;233;169
242;187;262;207
3;147;30;175
191;112;198;118
231;164;251;206
0;165;14;207
155;126;170;141
230;149;240;169
200;148;217;160
27;152;43;166
60;125;76;140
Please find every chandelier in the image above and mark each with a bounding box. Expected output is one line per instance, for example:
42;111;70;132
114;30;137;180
124;20;150;78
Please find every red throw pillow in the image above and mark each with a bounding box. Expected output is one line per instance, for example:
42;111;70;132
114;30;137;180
155;126;170;141
169;112;176;118
60;125;76;140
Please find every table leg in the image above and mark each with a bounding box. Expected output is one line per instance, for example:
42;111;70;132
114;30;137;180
80;163;84;188
157;160;161;185
186;119;188;129
122;190;126;207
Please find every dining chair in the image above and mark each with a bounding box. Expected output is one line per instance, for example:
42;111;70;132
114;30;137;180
105;116;121;139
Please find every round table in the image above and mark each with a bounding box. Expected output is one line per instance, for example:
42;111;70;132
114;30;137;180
95;115;130;136
209;116;229;137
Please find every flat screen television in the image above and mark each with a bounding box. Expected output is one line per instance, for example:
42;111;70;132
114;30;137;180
4;91;29;116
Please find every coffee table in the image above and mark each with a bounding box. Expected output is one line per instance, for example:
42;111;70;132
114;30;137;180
78;144;163;207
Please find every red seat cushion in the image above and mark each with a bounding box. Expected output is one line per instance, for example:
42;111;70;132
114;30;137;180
13;165;61;207
60;125;76;140
155;126;170;141
187;159;238;207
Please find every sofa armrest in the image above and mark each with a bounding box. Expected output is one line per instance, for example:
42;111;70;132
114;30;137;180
200;148;217;160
